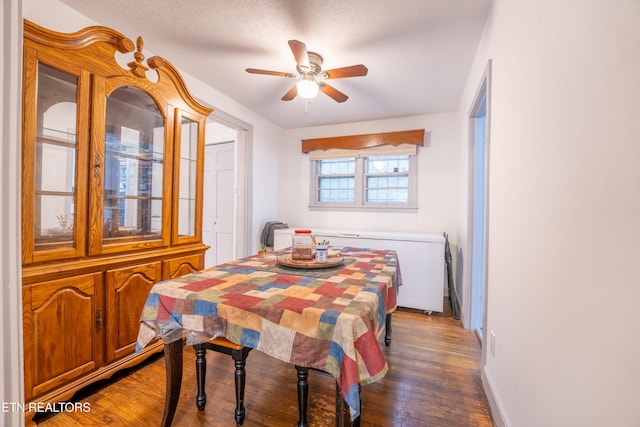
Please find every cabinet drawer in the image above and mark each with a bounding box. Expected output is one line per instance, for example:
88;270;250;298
162;253;204;280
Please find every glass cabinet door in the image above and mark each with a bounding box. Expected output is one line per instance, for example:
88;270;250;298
174;112;203;243
24;60;88;262
102;86;164;245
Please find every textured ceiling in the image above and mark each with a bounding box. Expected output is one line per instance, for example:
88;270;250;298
59;0;491;129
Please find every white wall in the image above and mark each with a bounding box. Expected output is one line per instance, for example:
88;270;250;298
279;113;462;241
457;0;640;425
23;0;284;254
205;121;236;144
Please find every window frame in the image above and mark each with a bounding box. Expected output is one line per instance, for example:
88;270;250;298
309;154;418;212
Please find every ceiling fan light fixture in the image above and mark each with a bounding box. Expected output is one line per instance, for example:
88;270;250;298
296;78;319;99
247;40;366;103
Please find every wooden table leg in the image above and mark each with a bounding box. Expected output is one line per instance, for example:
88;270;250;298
385;312;392;346
298;367;362;427
295;366;309;427
161;339;184;427
335;382;360;427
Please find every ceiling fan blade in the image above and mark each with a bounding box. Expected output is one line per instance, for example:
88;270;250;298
319;83;348;103
246;68;296;77
281;84;298;101
288;40;309;68
323;64;368;79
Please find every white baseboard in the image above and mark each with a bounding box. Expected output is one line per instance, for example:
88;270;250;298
481;366;508;427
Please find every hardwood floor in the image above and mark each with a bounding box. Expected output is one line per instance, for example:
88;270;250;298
34;302;493;426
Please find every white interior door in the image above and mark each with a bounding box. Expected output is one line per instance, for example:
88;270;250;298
204;142;235;267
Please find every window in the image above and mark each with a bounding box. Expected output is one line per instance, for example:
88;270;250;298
317;158;356;202
303;129;424;211
365;156;410;203
311;153;417;210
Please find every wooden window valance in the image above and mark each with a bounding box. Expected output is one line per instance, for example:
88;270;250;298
301;129;425;153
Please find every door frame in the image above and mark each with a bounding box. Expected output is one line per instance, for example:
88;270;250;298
466;60;492;359
206;109;253;261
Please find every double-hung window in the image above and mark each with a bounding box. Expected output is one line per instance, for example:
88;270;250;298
364;155;411;203
316;158;357;203
310;145;418;210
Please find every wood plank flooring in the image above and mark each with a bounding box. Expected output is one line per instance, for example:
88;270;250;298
34;303;493;426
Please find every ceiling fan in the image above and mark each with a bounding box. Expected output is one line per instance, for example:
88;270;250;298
246;40;368;103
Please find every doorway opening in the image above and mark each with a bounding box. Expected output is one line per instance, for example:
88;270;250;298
203;114;252;269
468;60;491;346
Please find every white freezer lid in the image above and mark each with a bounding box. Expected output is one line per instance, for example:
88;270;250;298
274;227;445;243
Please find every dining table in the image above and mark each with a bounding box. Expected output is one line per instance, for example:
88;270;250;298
135;246;401;427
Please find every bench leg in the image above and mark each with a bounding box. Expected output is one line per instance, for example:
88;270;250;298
231;349;249;425
194;343;207;410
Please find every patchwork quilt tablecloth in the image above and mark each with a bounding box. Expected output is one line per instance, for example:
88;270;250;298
136;247;400;420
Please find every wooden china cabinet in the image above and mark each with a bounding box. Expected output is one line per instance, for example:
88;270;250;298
20;20;212;424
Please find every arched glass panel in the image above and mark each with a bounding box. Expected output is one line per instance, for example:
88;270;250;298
103;86;164;242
